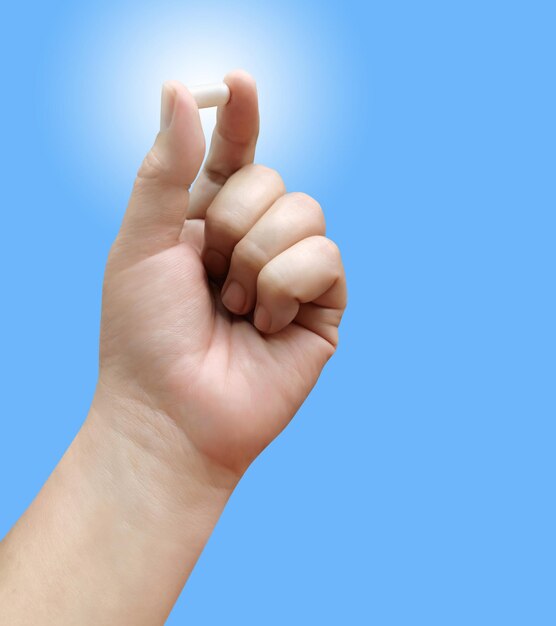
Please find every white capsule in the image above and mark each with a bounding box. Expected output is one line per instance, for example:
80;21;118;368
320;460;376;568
188;82;231;109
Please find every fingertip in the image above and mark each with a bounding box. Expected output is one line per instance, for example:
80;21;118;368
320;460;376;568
160;80;201;124
223;69;258;94
155;80;205;186
217;70;260;145
221;280;248;315
254;304;272;334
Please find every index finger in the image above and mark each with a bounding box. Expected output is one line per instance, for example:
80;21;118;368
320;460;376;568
186;69;260;219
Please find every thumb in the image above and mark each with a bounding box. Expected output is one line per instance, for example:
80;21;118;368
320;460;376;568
118;81;206;256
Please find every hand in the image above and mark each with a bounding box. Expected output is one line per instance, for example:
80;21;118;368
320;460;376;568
98;70;347;478
0;70;347;626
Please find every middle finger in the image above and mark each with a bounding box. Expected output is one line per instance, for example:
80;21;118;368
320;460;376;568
201;163;286;278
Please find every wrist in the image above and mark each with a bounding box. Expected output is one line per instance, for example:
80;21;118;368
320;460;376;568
0;381;239;625
86;380;240;528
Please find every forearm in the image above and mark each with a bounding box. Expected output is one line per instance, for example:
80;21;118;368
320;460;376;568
0;385;237;625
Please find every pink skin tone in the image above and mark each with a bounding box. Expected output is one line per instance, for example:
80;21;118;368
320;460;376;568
0;70;347;625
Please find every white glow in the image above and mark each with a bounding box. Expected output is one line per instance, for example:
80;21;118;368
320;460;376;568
42;3;346;216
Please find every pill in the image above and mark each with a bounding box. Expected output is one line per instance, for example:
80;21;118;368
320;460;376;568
188;82;231;108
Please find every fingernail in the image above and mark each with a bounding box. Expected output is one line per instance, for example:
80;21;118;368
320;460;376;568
221;281;246;313
204;248;228;277
160;82;176;131
254;305;271;333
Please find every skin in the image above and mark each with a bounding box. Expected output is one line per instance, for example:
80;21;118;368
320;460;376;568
0;70;347;625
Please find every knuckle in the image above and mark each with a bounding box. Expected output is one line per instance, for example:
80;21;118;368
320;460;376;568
136;145;168;182
205;209;244;244
203;165;228;187
233;237;269;272
285;192;326;230
246;164;285;192
287;191;320;209
319;236;342;261
312;236;343;275
257;263;289;298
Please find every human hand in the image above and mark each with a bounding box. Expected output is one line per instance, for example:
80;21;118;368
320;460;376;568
0;70;347;626
97;70;347;480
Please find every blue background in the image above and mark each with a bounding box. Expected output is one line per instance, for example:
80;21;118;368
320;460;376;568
1;1;555;623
